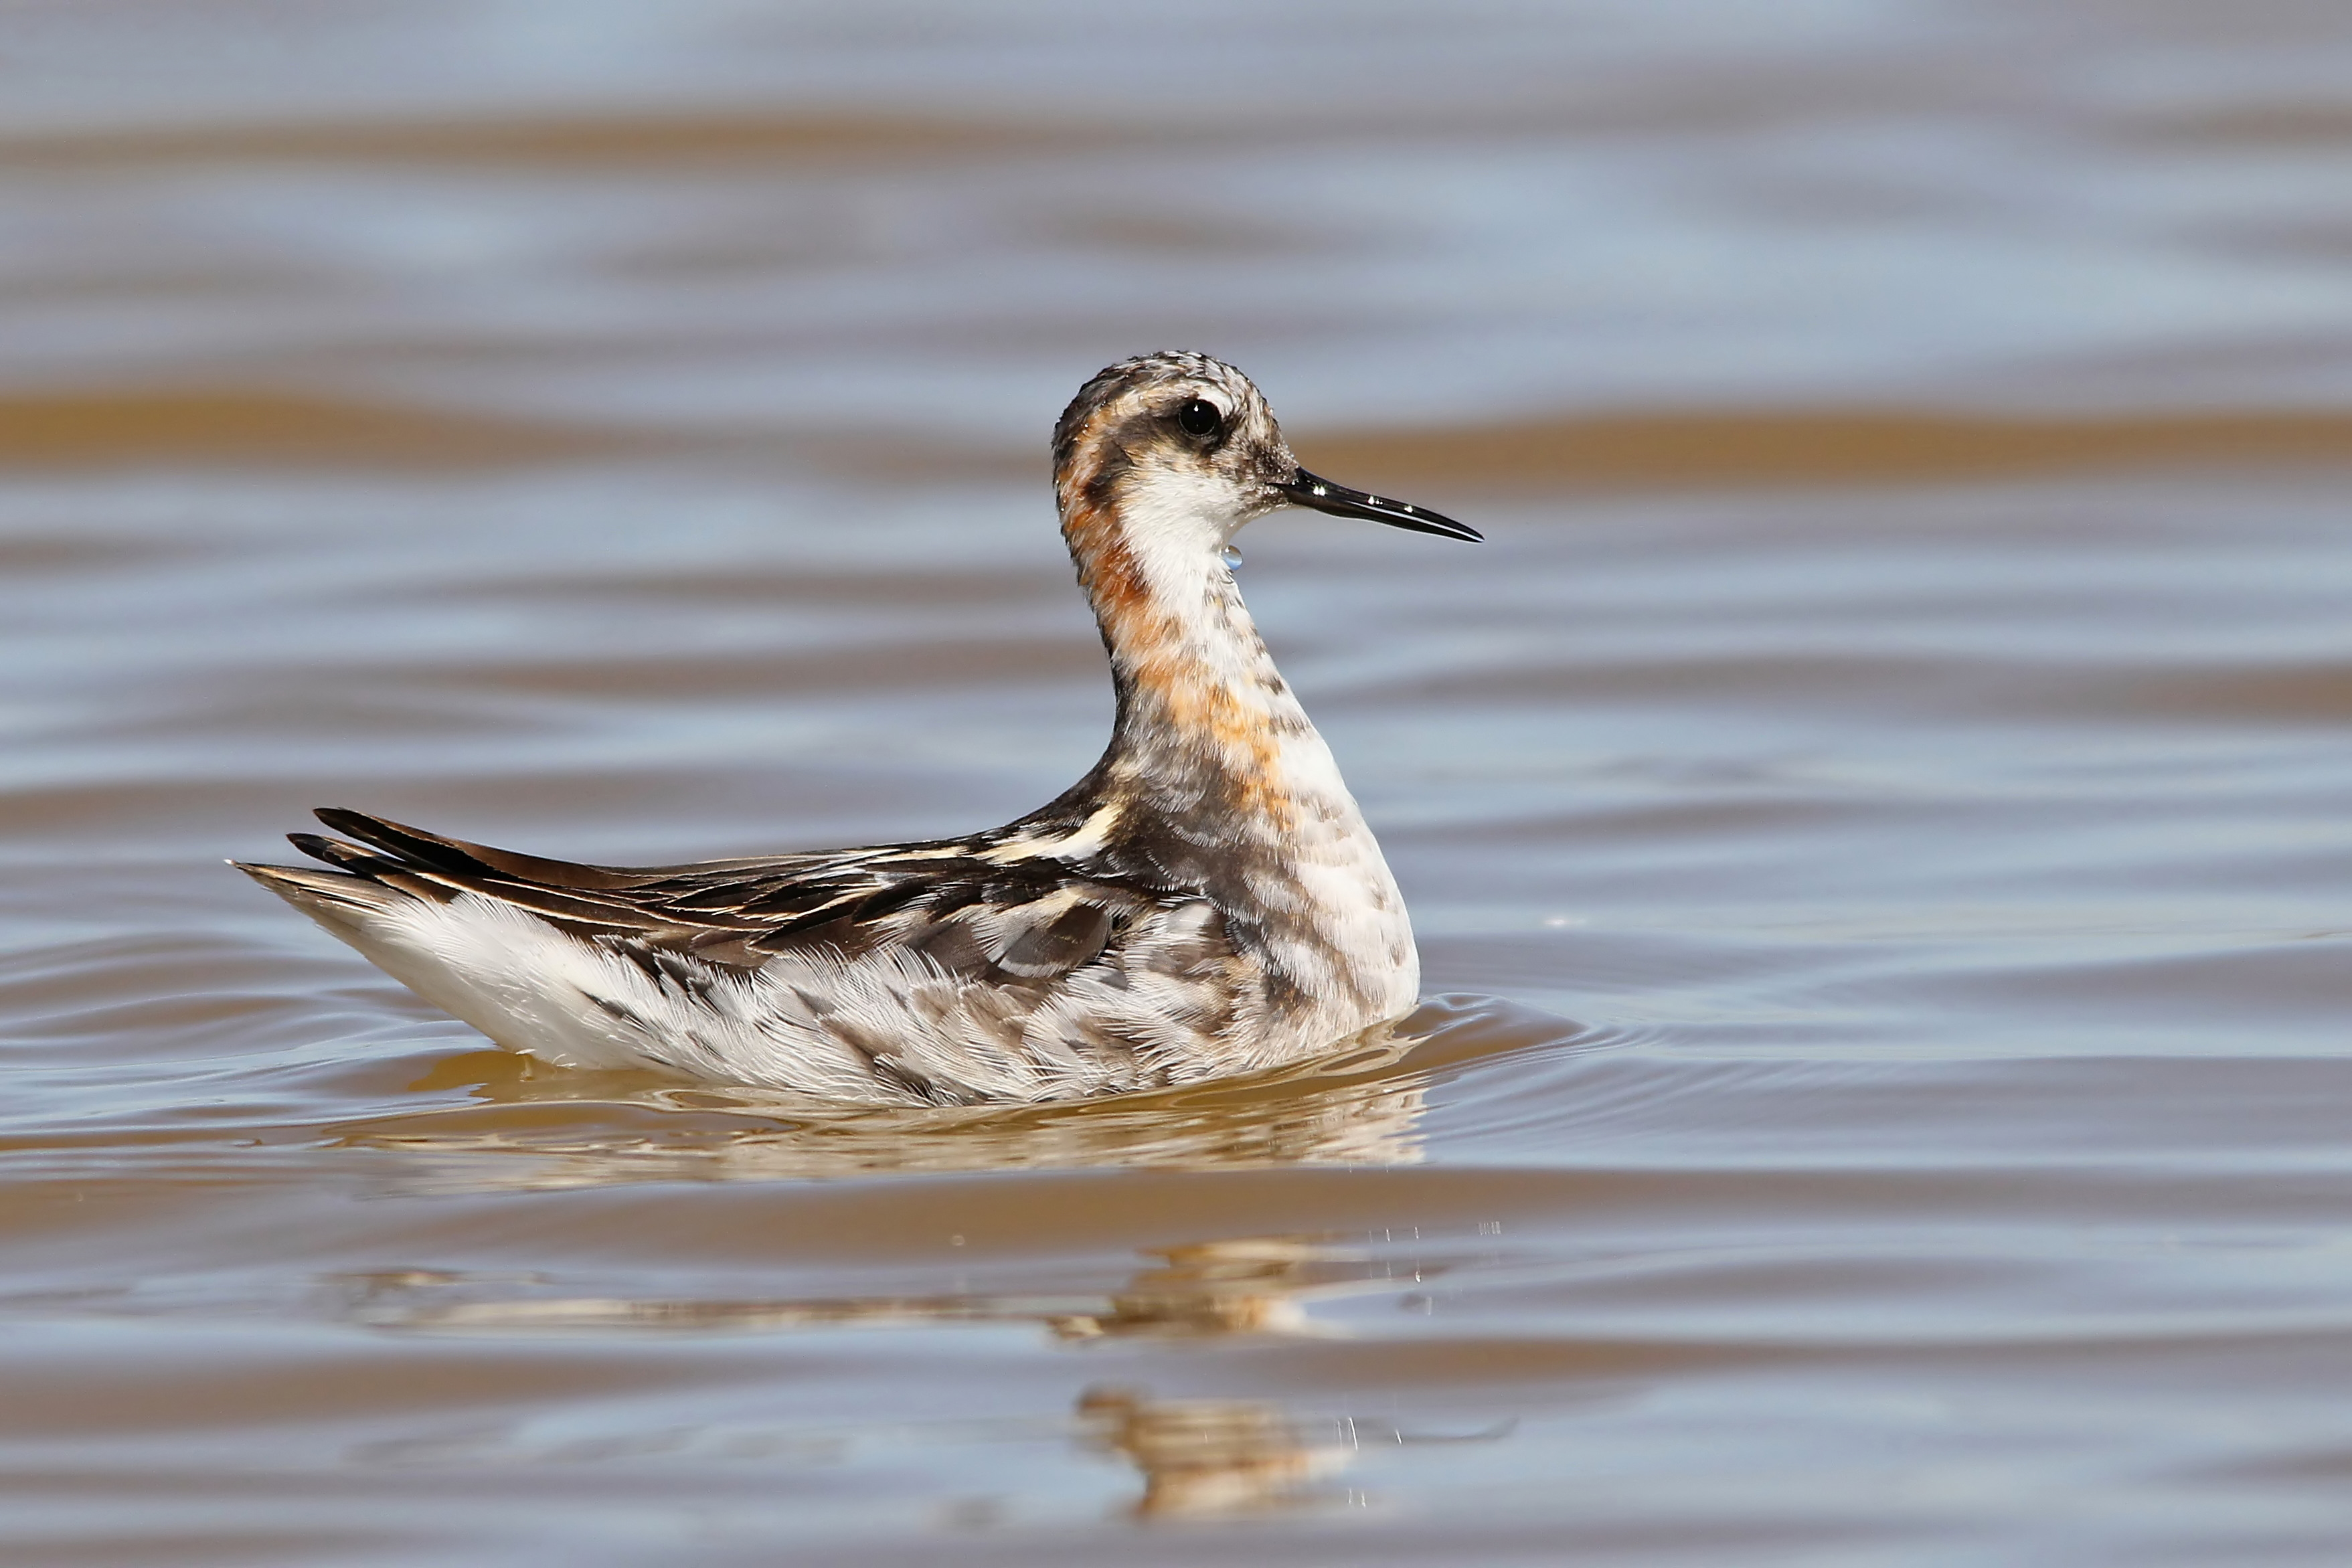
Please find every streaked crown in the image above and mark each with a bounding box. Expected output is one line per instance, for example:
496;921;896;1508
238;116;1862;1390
1052;351;1299;527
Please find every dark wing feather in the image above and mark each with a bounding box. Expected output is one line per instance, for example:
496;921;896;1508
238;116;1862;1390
994;899;1114;977
294;807;1165;985
311;807;645;891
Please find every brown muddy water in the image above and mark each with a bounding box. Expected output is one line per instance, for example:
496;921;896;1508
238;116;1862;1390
7;3;2352;1563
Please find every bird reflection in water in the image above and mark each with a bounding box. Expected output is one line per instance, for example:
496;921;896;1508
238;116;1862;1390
1051;1234;1372;1340
339;1020;1432;1187
324;1014;1525;1519
339;1231;1434;1342
337;1231;1472;1520
1077;1385;1360;1519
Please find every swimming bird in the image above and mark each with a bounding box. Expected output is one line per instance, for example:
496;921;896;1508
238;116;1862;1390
236;351;1479;1104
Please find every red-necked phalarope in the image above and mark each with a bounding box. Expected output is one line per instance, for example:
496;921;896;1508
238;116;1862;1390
237;351;1479;1104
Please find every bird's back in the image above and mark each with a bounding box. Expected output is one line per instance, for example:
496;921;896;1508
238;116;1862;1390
241;806;1291;1102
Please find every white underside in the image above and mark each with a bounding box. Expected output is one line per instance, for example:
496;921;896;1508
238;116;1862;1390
331;887;1411;1103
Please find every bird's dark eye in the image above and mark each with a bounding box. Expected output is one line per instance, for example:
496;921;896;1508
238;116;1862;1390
1176;398;1222;438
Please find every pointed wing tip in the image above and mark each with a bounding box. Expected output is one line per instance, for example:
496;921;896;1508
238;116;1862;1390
233;858;406;921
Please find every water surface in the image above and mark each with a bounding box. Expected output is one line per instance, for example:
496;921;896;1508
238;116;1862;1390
6;3;2352;1562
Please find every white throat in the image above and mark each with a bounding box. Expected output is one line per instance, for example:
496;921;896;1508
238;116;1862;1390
1112;460;1258;620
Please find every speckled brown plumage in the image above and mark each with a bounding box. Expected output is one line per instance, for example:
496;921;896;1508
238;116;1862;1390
236;351;1477;1104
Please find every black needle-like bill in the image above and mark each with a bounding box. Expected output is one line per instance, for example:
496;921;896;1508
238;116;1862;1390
1275;467;1482;541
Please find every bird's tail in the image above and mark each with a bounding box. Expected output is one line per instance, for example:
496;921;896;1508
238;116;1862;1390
230;858;410;938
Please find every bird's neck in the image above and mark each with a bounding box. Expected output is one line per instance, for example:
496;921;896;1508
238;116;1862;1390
1063;500;1325;831
1055;492;1419;1031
